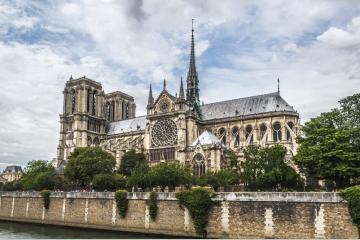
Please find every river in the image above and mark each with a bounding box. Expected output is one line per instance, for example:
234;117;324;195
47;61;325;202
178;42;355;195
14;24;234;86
0;221;174;239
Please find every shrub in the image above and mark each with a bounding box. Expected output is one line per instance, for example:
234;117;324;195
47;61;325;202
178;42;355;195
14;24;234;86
40;190;51;210
176;187;213;236
115;190;128;218
148;191;158;221
341;185;360;233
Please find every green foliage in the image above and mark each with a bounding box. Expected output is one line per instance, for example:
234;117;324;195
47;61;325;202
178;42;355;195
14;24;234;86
115;190;128;218
127;163;152;190
40;190;51;210
65;147;116;189
148;192;158;221
21;160;55;190
341;185;360;233
240;144;303;191
127;162;192;191
202;170;238;191
93;174;127;191
176;187;213;235
119;150;147;176
295;94;360;189
224;149;239;170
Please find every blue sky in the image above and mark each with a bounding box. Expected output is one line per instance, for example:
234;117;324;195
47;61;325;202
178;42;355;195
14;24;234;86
0;0;360;169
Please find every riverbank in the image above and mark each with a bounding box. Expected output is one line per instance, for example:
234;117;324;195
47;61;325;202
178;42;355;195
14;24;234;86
0;191;357;239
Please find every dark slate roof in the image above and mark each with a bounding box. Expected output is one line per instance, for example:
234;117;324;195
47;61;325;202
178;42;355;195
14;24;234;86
107;116;146;135
200;92;297;121
4;165;22;173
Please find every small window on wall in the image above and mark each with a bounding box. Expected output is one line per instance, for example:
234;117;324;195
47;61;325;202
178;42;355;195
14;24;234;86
232;127;240;147
273;122;282;142
87;89;91;113
219;128;226;145
260;123;267;140
287;122;294;141
245;125;253;144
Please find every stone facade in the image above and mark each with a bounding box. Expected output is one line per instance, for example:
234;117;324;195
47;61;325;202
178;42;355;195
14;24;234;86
55;28;300;174
0;191;357;239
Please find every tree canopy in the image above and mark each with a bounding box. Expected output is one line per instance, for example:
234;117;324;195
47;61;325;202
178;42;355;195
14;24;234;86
294;93;360;188
119;150;147;176
65;147;116;189
240;144;303;191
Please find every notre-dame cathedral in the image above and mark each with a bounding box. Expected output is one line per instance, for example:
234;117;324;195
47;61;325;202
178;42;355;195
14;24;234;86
55;28;300;176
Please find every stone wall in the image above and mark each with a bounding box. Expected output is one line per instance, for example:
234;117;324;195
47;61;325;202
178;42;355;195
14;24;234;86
0;191;357;239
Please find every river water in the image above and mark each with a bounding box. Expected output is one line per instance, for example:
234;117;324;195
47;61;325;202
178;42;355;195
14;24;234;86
0;221;173;239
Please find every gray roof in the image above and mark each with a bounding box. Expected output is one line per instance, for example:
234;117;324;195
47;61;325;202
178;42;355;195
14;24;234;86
200;92;296;121
107;116;146;135
191;130;223;147
4;165;22;173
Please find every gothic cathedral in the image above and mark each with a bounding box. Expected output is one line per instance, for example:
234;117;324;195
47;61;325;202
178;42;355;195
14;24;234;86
55;28;300;176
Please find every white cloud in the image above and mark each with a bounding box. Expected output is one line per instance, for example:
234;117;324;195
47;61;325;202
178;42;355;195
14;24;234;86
0;0;360;169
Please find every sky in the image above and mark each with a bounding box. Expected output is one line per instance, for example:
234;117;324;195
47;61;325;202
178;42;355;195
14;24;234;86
0;0;360;170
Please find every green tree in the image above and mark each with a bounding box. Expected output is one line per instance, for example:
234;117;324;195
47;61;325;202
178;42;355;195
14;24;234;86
119;150;147;176
92;173;127;191
20;160;55;190
127;163;152;190
240;144;303;191
203;170;238;191
65;147;116;189
151;162;192;191
295;94;360;189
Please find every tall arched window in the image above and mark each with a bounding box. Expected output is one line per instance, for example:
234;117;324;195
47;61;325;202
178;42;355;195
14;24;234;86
273;122;282;142
71;89;76;114
125;103;129;119
87;89;91;113
260;123;267;140
245;125;253;144
106;102;111;120
92;91;97;115
122;101;125;119
232;126;240;147
287;121;294;141
219;128;226;145
193;154;206;177
87;136;92;146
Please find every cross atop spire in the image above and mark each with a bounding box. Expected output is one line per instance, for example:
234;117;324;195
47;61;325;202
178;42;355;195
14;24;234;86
163;79;166;90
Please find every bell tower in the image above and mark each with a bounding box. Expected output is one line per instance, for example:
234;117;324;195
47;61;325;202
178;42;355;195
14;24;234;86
57;76;107;162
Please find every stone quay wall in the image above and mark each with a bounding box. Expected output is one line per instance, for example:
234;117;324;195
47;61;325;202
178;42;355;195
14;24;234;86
0;191;357;239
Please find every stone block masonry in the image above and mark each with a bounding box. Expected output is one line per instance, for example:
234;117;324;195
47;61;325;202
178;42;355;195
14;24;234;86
0;191;357;239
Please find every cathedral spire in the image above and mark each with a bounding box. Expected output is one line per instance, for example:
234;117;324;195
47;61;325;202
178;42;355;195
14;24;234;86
277;77;280;94
186;19;200;106
147;84;154;108
179;76;185;101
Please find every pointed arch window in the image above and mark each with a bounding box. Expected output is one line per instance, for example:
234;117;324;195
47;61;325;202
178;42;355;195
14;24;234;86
232;126;240;147
260;123;267;140
245;125;253;144
193;154;206;177
287;121;294;142
273;122;282;142
219;128;226;145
